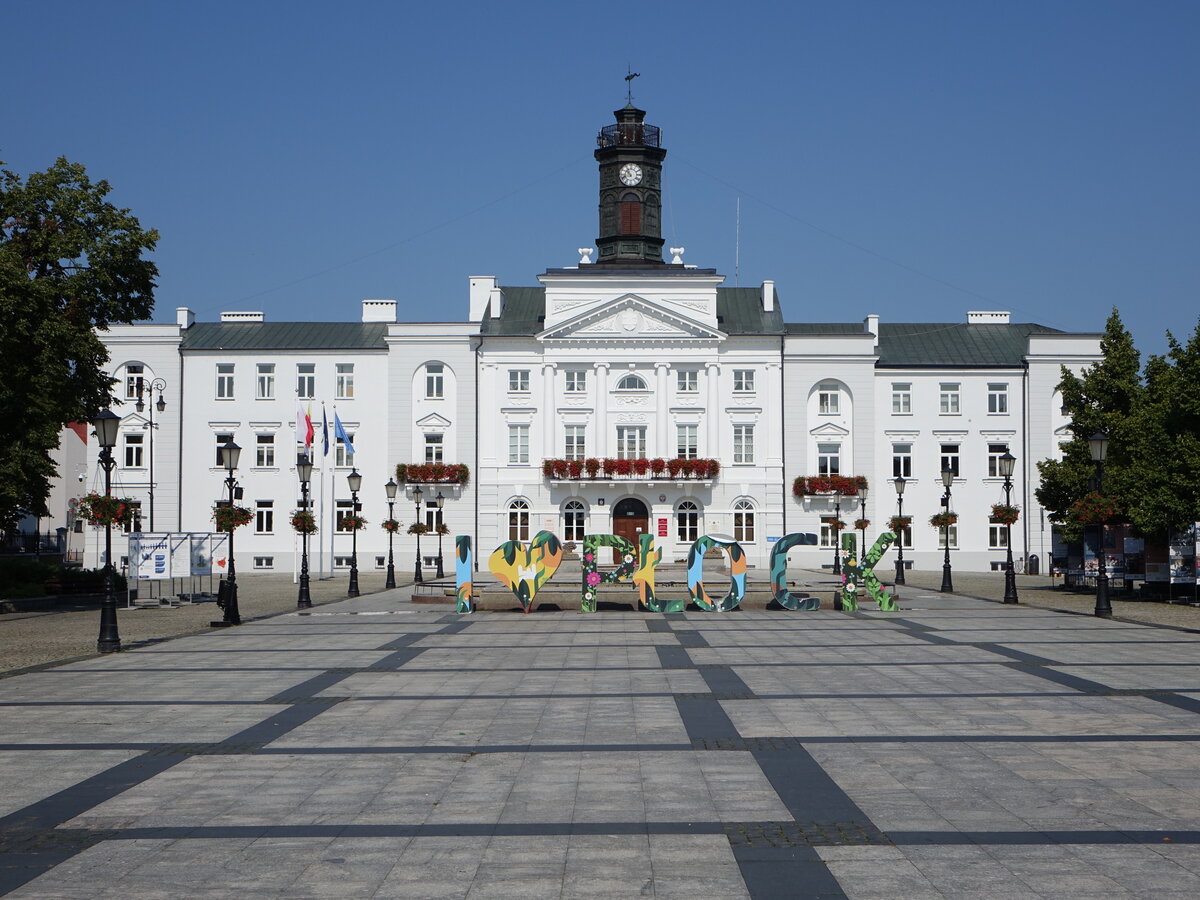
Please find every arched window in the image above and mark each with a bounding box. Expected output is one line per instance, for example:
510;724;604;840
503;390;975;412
676;500;699;543
733;500;755;543
508;499;529;542
616;373;647;391
620;192;641;234
562;499;586;542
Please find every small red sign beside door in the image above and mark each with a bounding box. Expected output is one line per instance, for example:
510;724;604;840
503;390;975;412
657;517;668;537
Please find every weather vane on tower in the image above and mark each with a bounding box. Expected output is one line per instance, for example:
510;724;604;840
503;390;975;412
625;68;640;104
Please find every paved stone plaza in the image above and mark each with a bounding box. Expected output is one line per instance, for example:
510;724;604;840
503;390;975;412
4;580;1200;898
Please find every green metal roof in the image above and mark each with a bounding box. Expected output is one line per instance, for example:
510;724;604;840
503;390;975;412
181;322;389;351
784;321;1065;366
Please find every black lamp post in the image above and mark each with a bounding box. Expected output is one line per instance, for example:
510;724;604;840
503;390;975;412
297;454;312;608
856;484;869;557
893;476;907;585
214;440;242;626
999;451;1019;604
435;491;446;579
1090;431;1112;618
830;492;843;575
412;485;424;583
940;466;955;594
385;479;398;589
134;378;166;532
92;409;122;653
347;468;361;597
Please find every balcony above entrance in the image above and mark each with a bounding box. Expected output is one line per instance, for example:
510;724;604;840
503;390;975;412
543;457;719;485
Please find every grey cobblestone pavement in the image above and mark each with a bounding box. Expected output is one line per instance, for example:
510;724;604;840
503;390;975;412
3;567;1200;897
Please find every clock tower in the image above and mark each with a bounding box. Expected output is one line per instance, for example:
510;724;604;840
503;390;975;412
594;103;667;265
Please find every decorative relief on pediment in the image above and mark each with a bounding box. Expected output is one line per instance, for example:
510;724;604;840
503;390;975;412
614;413;648;423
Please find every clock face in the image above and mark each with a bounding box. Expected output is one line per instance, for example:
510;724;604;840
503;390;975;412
619;163;643;186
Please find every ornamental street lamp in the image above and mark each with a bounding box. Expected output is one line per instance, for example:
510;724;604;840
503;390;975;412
412;485;424;583
214;440;242;626
92;409;122;653
385;479;398;590
134;378;166;532
347;468;362;597
893;476;907;585
999;451;1019;604
831;492;843;576
940;466;955;594
297;454;313;608
856;484;869;558
435;491;446;579
1090;431;1112;618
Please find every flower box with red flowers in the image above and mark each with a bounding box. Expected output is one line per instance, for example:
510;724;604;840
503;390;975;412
929;512;958;529
989;504;1020;526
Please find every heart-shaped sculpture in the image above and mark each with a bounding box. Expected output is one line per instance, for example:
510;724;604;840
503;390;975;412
488;530;564;613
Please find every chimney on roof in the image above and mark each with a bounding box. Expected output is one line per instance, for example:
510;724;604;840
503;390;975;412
489;287;503;319
469;275;496;321
176;307;195;329
967;311;1010;324
864;314;880;346
361;299;397;323
761;280;775;312
220;311;264;322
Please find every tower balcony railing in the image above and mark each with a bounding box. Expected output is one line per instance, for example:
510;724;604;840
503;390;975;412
597;123;661;149
543;457;718;482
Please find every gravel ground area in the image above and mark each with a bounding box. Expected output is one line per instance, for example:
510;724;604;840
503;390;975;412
4;565;1198;676
0;571;413;675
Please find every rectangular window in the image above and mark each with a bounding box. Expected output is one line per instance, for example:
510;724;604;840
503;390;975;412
565;370;587;393
336;500;354;533
677;370;698;393
819;522;838;548
564;424;586;461
335;433;355;468
676;505;699;543
616;426;646;459
335;363;355;399
938;525;959;549
123;433;144;468
733;369;755;392
296;363;315;399
215;432;233;467
987;442;1010;478
817;442;841;477
374;556;386;569
676;424;698;459
253;556;274;570
818;382;840;415
424;501;442;531
508;424;529;464
255;501;274;534
125;364;144;400
256;433;275;468
733;424;755;464
733;507;755;543
121;502;143;534
333;556;353;569
892;443;912;478
424;433;444;463
891;382;911;415
216;363;234;400
894;525;913;549
256;363;275;400
425;363;444;398
508;369;530;392
940;443;960;478
939;382;960;414
989;525;1009;549
988;383;1009;414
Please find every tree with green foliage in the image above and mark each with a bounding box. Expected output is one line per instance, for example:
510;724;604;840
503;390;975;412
0;158;158;531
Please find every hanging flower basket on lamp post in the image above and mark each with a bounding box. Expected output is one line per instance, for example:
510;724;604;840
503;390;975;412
929;511;958;530
75;492;136;528
291;510;318;534
990;504;1020;526
212;504;253;532
381;518;401;534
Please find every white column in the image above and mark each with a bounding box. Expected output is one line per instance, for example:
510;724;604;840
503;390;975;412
655;362;670;457
705;362;720;458
542;363;556;460
594;363;609;458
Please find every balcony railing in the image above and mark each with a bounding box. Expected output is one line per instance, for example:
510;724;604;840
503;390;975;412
597;123;661;149
543;457;719;481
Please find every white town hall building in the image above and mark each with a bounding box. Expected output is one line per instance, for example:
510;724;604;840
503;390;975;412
65;101;1102;582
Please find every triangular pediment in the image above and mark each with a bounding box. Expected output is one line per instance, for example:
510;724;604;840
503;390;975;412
416;413;452;429
538;294;725;344
810;422;850;438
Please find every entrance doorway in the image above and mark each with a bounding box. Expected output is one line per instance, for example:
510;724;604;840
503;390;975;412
611;497;649;563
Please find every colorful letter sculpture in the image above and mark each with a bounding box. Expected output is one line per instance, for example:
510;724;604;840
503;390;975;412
686;535;747;612
455;535;473;614
580;534;641;613
839;531;898;612
631;534;685;613
769;533;820;610
488;530;563;613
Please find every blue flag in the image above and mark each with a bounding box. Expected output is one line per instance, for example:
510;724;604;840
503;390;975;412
334;412;355;456
322;405;330;457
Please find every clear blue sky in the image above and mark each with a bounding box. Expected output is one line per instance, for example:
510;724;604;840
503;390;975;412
6;0;1198;358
